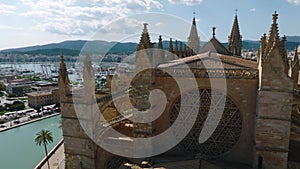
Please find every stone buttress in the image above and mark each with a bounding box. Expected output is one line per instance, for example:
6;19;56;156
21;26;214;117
256;11;293;169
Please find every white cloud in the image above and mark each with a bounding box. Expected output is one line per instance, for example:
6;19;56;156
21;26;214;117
19;0;163;36
155;22;163;26
0;25;23;30
101;17;143;35
168;0;203;5
145;0;163;9
250;8;256;12
0;4;17;14
287;0;300;5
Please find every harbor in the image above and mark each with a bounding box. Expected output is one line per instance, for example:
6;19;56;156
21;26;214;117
0;115;62;169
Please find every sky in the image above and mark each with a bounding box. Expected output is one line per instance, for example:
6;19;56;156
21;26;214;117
0;0;299;50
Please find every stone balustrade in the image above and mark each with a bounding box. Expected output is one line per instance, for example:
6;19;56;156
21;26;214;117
155;68;258;79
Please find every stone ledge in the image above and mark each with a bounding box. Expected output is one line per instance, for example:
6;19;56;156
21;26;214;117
256;146;289;152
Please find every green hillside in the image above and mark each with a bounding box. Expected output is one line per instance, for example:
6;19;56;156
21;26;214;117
1;37;299;56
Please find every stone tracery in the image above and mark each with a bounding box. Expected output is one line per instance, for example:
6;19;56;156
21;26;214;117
170;89;242;158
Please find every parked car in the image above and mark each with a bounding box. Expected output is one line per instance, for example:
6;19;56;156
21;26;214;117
13;120;20;124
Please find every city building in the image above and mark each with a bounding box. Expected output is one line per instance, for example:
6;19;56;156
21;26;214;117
5;80;32;96
0;75;15;83
27;88;59;109
58;12;300;169
31;81;58;92
0;66;17;84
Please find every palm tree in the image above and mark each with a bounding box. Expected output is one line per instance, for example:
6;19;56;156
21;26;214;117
35;129;53;169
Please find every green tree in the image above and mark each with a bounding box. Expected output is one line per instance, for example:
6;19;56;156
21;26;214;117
0;84;5;91
6;101;25;111
34;129;53;169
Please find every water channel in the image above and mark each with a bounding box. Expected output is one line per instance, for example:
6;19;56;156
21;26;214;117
0;115;62;169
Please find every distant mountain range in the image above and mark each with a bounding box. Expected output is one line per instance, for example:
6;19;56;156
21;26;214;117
1;36;299;56
0;40;137;56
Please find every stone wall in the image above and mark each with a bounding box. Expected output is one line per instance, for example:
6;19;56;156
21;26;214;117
61;96;96;169
256;46;293;169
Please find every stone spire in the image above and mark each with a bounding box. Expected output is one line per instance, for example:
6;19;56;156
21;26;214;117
179;41;183;58
258;33;267;62
228;11;242;56
155;35;165;65
137;23;153;51
83;54;95;99
279;35;289;74
174;40;179;57
187;14;200;54
167;38;174;61
187;46;193;56
58;55;70;96
264;11;280;57
259;11;289;75
183;44;187;58
135;23;154;68
292;48;299;88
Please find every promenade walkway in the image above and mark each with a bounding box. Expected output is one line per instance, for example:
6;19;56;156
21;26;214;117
35;139;65;169
0;113;60;132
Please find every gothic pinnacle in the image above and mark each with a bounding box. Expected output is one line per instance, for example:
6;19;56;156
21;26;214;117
143;23;148;33
228;11;242;56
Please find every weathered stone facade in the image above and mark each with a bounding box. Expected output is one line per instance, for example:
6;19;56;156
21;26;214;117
58;12;300;169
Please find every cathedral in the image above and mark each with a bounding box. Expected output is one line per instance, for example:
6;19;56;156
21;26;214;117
58;11;300;169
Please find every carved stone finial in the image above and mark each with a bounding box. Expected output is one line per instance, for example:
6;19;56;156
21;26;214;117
174;40;179;56
169;38;173;52
59;55;69;84
158;35;163;49
183;44;187;58
167;38;174;61
212;27;216;37
264;11;280;57
192;12;196;24
179;41;183;58
282;35;287;42
143;23;148;33
272;11;279;27
58;55;70;96
155;35;165;64
83;54;95;97
292;47;299;88
259;33;267;61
